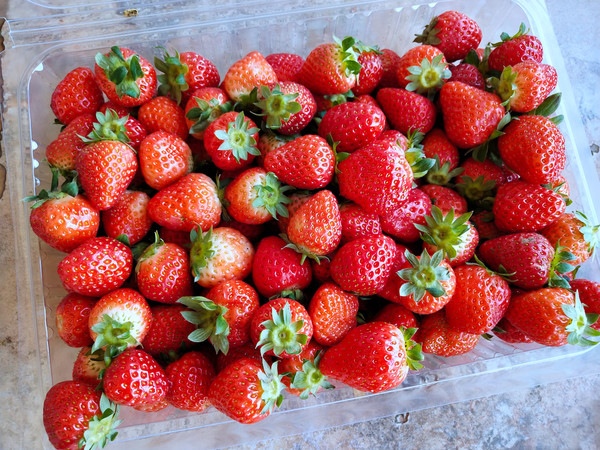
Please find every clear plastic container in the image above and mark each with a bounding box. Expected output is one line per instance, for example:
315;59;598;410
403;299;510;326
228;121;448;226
3;0;600;448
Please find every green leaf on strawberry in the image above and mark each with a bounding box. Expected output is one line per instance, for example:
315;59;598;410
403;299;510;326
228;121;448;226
187;97;233;134
575;211;600;256
405;54;451;96
425;156;465;186
95;46;144;99
80;393;122;450
190;227;216;282
257;302;307;357
90;314;139;366
398;249;451;302
252;172;293;220
257;359;287;414
254;84;302;130
415;206;472;260
177;295;231;354
213;111;261;163
402;327;424;371
154;47;189;105
81;109;131;144
290;351;334;400
562;292;600;347
404;130;436;179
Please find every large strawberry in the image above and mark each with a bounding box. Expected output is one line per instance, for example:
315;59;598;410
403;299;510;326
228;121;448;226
308;282;359;346
51;67;103;125
139;130;193;190
55;293;96;348
254;82;316;135
165;351;216;412
379;187;432;243
101;190;153;246
138;96;189;140
223;51;278;102
376;87;437;136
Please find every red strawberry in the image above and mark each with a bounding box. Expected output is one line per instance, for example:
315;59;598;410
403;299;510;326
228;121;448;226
72;346;105;387
353;49;384;95
185;87;232;140
448;63;485;90
379;187;432;243
376;87;437;136
493;316;534;344
141;304;196;357
318;101;386;153
278;340;332;398
372;303;418;329
264;134;335;190
420;184;468;215
147;172;221;232
223;51;278;101
208;357;286;424
256;130;296;166
46;113;95;172
488;24;544;72
376;242;412;303
103;348;168;407
102;190;153;245
569;279;600;331
377;48;402;89
422;128;460;177
97;104;148;150
58;237;132;297
265;52;305;82
414;10;482;62
165;351;216;412
498;115;565;185
138;96;189;140
51;67;103;125
330;234;397;295
277;191;312;234
542;212;600;268
471;211;503;241
252;235;312;298
139;131;193;190
339;202;382;243
55;293;96;347
414;311;479;356
43;381;120;450
396;45;450;93
439;81;505;149
94;46;157;107
308;282;359;346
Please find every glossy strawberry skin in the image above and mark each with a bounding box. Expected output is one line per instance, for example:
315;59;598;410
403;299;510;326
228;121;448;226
414;311;479;356
542;213;591;267
99;102;147;150
55;293;96;347
376;87;437;136
299;42;356;96
396;45;446;88
179;51;221;103
165;351;216;412
353;51;384;95
488;34;544;72
224;167;278;225
184;87;231;140
448;63;485;90
139;131;193;190
422;128;459;169
46;113;95;171
102;190;153;246
504;61;557;113
377;48;402;89
339;202;382;243
265;53;305;83
320;321;408;393
141;304;196;357
51;67;103;125
372;303;418;329
420;184;467;215
139;97;190;141
223;51;278;102
309;282;359;346
493;316;534;344
269;81;316;135
278;340;325;396
379;188;432;243
423;11;482;62
569;279;600;331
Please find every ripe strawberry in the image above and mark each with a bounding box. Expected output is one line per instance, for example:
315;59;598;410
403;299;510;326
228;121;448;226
448;63;485;90
488;24;544;72
455;157;505;203
263;134;335;190
493;180;565;232
252;235;312;298
498;115;565;185
94;46;157;107
58;237;132;297
319;321;413;393
72;346;105;387
55;293;96;347
165;351;216;412
103;348;168;407
251;298;313;358
379;187;432;243
444;263;511;334
493;315;534;344
422;128;460;184
138;96;189;140
190;227;254;289
376;242;411;303
353;49;384;95
372;303;418;329
337;139;413;216
276;191;311;234
308;282;359;346
254;82;316;135
141;304;196;357
318;101;386;153
208;358;286;424
147;172;221;232
471;211;503;241
139;130;193;190
43;381;120;450
542;212;600;268
395;45;450;93
377;48;402;89
102;190;153;245
265;52;305;82
256;130;296;166
46;113;95;172
97;104;148;150
569;279;600;331
223;51;278;102
51;67;103;125
286;190;342;262
278;340;332;398
185;87;232;140
420;184;468;215
414;10;482;62
75;139;138;211
376;87;437;136
414;310;479;356
330;234;397;295
439;81;505;149
339;202;382;243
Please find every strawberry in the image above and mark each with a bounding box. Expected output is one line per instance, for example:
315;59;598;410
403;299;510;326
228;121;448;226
72;346;105;387
265;52;305;82
414;310;479;356
208;358;286;424
311;255;334;284
278;341;332;398
103;348;168;407
136;232;193;303
339;202;382;243
455;157;505;206
377;48;402;89
493;316;534;344
190;227;254;289
254;82;316;135
251;298;313;358
420;184;468;215
75;139;138;211
204;111;261;171
276;191;312;234
139;130;193;190
438;81;505;149
223;51;278;102
43;381;120;450
58;237;132;297
569;279;600;331
154;48;220;105
185;87;232;140
46;113;95;173
372;303;418;329
376;87;437;136
141;304;196;358
55;293;96;347
330;234;397;296
422;128;460;186
101;190;153;245
165;351;216;412
542;212;600;268
252;235;312;298
318;101;386;153
414;10;482;62
337;139;413;216
498;115;565;185
286;190;342;262
353;49;384;95
488;24;544;72
471;211;503;241
444;263;511;334
256;130;296;166
379;187;432;243
448;63;485;90
138;96;189;140
319;321;414;393
147;172;221;232
308;282;359;346
395;45;450;93
96;105;148;150
51;67;103;125
94;46;157;107
376;242;411;303
493;180;565;232
263;134;335;190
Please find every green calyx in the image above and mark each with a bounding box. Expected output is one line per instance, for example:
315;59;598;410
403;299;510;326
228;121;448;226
542;178;572;206
405;130;436;179
455;175;496;205
547;240;577;289
91;314;139;366
563;291;600;347
415;206;472;260
470;112;512;163
575;211;600;256
333;35;363;78
280;233;329;266
488;66;518;107
402;327;425;371
177;296;231;354
290;351;334;400
81;109;131;145
213;111;261;163
493;22;528;47
187;97;233;135
254;84;302;130
23;166;79;208
405;54;451;96
154;47;189;105
527;93;562;122
253;172;293;220
135;231;164;275
425;157;464;186
80;393;122;450
413;16;441;45
258;359;286;415
189;227;215;282
398;249;450;302
95;46;144;99
257;302;307;357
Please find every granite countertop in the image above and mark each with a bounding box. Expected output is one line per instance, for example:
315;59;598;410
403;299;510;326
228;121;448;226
1;1;599;449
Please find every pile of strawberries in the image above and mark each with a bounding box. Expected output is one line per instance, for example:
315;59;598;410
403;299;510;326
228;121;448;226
31;9;600;449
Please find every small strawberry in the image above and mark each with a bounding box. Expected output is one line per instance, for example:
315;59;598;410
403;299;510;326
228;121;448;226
265;52;305;82
51;67;103;125
542;212;600;268
414;311;479;356
308;282;359;346
139;130;193;190
420;184;468;215
277;191;312;234
376;87;437;135
376;242;412;303
339;202;382;243
493;316;534;344
138;96;189;140
256;130;296;167
102;190;153;245
141;304;196;358
185;87;232;140
448;63;485;90
422;128;460;186
379;187;432;243
254;82;316;135
46;113;95;173
488;23;544;72
377;48;402;89
223;51;278;102
55;293;96;347
165;351;216;412
279;341;333;398
396;45;450;92
72;346;106;387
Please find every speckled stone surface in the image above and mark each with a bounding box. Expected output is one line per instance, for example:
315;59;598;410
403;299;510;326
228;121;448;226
1;1;599;449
